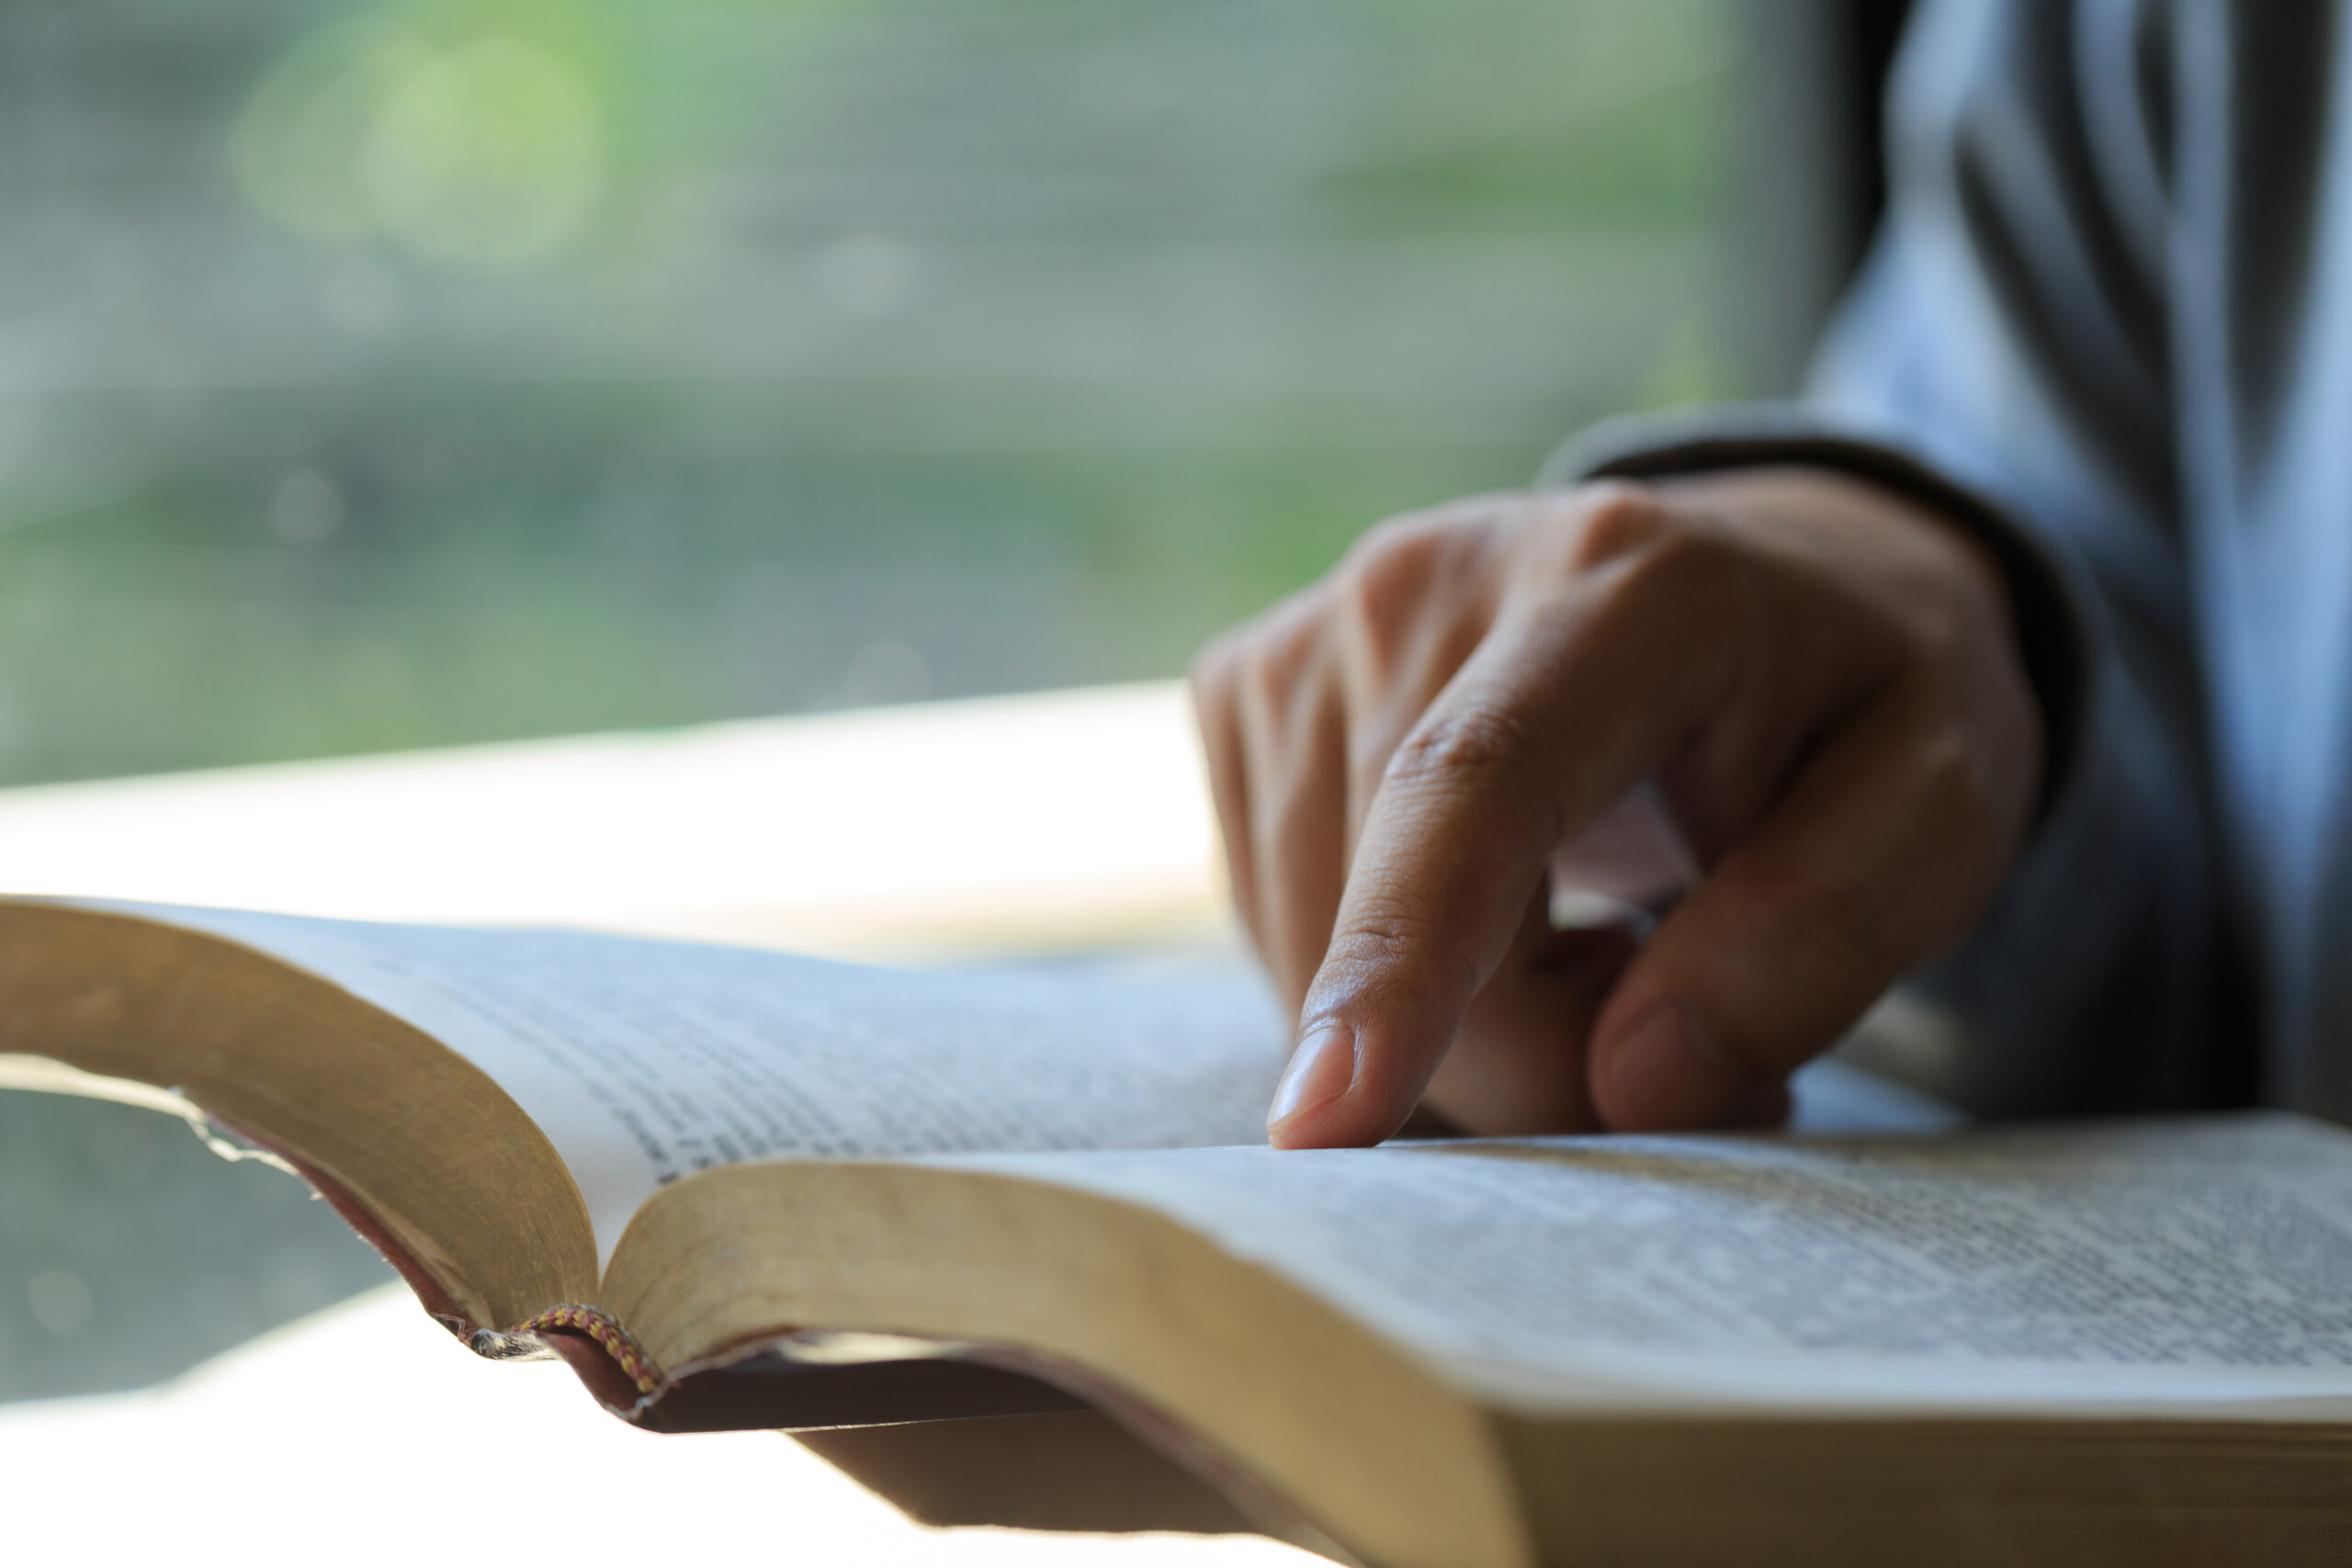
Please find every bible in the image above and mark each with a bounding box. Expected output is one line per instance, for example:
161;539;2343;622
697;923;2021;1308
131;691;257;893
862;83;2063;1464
6;897;2352;1568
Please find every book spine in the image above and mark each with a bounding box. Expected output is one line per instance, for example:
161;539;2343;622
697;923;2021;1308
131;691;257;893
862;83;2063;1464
218;1117;667;1413
510;1305;662;1400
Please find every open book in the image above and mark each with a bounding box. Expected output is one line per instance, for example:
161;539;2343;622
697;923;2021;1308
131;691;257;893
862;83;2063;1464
7;898;2352;1567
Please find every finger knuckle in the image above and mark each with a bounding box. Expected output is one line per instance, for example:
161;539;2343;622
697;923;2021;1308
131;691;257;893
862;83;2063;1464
1188;629;1243;702
1253;615;1324;701
1323;511;1510;710
1899;655;2041;836
1327;900;1479;1000
1340;511;1481;624
1385;702;1541;790
1883;664;2016;812
1915;722;1995;818
1194;588;1321;684
1904;595;1976;666
1576;507;1756;629
1905;722;2024;874
1551;531;1758;694
1344;508;1450;577
1567;480;1678;568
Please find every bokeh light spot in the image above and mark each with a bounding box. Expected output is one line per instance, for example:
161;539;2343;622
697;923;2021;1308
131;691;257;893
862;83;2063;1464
365;38;605;268
230;19;426;244
232;24;604;270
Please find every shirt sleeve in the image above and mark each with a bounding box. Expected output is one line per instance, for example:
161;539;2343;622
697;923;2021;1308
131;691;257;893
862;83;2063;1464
1539;0;2245;1117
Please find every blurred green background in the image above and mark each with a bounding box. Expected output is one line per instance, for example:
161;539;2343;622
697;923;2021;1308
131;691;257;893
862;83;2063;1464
0;0;1735;785
0;0;1741;1400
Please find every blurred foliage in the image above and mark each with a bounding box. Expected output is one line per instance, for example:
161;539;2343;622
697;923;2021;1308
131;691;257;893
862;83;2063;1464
0;0;1735;784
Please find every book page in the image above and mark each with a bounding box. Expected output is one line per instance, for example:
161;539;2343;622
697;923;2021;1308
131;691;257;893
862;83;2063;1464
942;1115;2352;1410
114;904;1284;1266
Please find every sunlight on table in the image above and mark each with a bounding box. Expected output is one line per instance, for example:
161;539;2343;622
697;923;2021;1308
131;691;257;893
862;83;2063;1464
0;1285;1315;1567
0;681;1227;959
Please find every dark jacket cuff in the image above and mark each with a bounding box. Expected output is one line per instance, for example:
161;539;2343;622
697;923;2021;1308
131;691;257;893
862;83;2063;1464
1541;404;2095;826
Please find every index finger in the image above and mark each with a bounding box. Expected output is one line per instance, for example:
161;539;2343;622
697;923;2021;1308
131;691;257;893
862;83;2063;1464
1265;533;1747;1147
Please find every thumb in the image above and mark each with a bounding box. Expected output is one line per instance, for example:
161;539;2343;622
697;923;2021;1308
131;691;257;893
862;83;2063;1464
1588;695;2012;1129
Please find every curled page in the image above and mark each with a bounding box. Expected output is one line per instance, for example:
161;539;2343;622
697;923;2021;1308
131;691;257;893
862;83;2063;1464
107;903;1286;1268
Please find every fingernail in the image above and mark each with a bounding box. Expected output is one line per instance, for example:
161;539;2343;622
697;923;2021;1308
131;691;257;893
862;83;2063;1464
1600;1003;1742;1130
1267;1021;1358;1138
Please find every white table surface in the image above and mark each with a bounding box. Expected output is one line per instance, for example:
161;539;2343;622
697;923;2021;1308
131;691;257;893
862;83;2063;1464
0;1285;1312;1566
0;680;1227;959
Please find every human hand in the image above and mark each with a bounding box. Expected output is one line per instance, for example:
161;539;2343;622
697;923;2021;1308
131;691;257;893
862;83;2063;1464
1190;468;2041;1147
